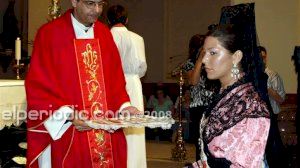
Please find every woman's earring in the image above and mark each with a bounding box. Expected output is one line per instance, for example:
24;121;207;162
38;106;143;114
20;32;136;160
231;63;240;79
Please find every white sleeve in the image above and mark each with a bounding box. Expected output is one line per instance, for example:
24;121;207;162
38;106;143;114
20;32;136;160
44;106;73;140
111;30;122;50
38;145;52;168
136;37;147;78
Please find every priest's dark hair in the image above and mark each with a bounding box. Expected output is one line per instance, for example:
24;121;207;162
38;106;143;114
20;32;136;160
107;5;128;26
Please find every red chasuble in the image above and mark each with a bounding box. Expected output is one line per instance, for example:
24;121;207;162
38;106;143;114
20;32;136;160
25;10;129;168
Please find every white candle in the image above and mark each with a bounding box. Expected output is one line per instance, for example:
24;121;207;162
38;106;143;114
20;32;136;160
15;37;21;61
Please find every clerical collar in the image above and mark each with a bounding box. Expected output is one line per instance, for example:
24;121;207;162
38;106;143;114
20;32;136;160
71;13;94;32
71;13;94;39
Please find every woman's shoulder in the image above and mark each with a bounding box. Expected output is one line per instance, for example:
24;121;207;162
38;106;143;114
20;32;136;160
237;84;270;118
215;82;270;118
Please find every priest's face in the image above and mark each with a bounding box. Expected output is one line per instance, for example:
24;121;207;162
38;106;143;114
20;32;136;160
71;0;106;26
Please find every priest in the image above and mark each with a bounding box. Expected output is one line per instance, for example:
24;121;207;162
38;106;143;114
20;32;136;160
25;0;139;167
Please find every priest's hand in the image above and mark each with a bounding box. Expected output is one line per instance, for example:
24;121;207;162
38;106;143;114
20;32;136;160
119;106;142;117
69;111;92;132
72;119;92;132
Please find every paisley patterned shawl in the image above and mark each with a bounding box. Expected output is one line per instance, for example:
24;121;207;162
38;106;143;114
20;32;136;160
203;80;270;144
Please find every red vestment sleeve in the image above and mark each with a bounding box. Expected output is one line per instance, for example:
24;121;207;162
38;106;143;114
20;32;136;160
26;26;68;126
25;26;66;167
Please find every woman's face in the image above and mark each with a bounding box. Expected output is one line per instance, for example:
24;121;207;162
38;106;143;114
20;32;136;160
156;90;165;99
202;36;234;82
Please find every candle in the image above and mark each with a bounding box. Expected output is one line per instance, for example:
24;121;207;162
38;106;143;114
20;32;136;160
15;37;21;61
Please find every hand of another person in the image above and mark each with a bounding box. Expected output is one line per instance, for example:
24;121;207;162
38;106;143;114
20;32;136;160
188;48;204;85
196;48;205;64
191;160;207;168
267;88;284;104
198;48;205;61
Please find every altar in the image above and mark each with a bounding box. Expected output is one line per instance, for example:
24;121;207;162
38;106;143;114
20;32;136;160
0;80;26;130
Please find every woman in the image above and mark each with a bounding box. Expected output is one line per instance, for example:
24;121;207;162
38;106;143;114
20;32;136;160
147;86;174;117
193;23;271;167
147;86;174;141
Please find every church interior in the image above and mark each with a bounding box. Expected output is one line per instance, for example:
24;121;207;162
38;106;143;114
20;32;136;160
0;0;299;167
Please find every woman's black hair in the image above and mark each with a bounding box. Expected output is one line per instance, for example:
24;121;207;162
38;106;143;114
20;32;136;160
207;3;268;102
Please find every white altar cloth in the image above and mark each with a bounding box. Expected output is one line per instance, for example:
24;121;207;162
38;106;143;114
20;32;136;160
0;80;26;130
